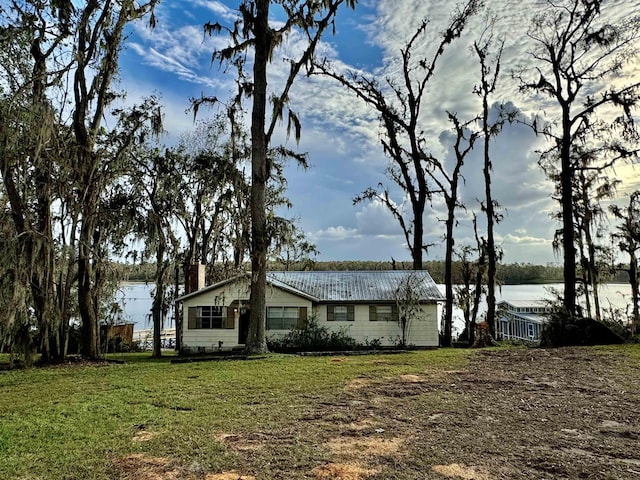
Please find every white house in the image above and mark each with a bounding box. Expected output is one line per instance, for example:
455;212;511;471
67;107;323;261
176;270;444;352
496;300;552;342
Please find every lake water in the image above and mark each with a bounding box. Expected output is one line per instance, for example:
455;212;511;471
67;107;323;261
114;283;175;331
437;283;633;336
116;282;634;336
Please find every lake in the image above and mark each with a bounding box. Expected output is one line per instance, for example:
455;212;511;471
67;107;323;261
437;283;634;337
114;283;175;331
116;282;634;336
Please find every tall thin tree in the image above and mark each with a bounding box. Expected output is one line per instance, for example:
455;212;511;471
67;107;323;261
315;1;480;271
204;0;356;354
517;0;640;318
473;26;509;338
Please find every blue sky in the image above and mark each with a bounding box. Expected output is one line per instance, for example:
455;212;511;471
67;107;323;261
117;0;640;265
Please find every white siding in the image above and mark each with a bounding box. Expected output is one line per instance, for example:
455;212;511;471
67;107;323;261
181;279;313;351
314;303;438;347
181;279;439;350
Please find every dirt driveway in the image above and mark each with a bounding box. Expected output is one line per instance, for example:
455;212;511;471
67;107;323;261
291;347;640;479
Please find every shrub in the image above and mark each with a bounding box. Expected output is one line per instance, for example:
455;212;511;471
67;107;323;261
267;318;360;353
540;306;624;347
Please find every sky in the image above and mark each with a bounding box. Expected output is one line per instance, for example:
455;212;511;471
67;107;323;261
116;0;640;266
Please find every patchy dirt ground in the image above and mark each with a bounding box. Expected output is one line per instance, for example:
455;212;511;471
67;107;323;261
115;347;640;480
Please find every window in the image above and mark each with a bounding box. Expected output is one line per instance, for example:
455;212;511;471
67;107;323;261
528;323;535;339
334;305;348;321
267;306;306;330
200;306;223;328
327;305;354;321
369;305;397;321
187;306;233;329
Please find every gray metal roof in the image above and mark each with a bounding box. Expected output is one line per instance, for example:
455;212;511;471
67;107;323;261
499;312;547;324
498;300;549;309
266;270;444;303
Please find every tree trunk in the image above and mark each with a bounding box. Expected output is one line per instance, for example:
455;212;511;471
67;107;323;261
152;232;166;358
78;183;100;359
578;238;593;319
470;243;486;346
246;0;271;355
412;200;424;269
174;263;182;352
78;254;99;357
482;99;497;339
152;282;164;358
629;250;640;332
585;222;601;322
561;110;577;318
442;196;456;347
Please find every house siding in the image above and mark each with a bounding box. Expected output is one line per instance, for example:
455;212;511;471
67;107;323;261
496;301;548;342
312;303;438;347
179;272;442;351
181;279;313;351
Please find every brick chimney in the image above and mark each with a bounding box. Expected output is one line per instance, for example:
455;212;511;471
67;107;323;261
186;263;206;294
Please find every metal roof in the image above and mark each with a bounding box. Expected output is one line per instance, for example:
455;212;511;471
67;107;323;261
176;270;444;303
499;311;547;324
266;270;444;303
498;300;549;309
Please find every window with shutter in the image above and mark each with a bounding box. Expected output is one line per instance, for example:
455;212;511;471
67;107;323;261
369;305;397;321
266;306;300;330
189;306;226;329
334;305;348;321
327;305;354;321
188;307;197;329
223;307;234;329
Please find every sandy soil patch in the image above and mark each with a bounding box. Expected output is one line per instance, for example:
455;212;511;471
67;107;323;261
215;433;266;451
132;430;159;443
345;377;373;390
346;419;379;431
114;454;255;480
398;373;427;383
204;473;256;480
311;462;377;480
431;463;491;480
114;454;183;480
325;436;405;457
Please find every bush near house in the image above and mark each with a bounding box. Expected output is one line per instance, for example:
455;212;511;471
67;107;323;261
267;319;363;353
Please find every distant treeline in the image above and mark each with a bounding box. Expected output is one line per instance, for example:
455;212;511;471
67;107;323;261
116;260;628;285
301;260;568;285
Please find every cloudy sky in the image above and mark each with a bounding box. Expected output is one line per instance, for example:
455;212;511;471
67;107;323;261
117;0;640;265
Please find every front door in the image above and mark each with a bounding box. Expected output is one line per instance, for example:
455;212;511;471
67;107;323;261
239;308;250;344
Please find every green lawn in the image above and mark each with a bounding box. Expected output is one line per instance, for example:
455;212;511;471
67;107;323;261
0;349;470;480
4;345;637;479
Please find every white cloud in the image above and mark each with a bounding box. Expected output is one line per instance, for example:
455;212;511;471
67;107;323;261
312;226;360;241
355;199;403;236
117;0;640;265
502;233;553;246
192;0;238;21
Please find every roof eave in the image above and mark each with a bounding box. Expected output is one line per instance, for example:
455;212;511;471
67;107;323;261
176;273;321;304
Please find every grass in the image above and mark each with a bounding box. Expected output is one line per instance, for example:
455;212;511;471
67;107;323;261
0;348;471;480
5;344;637;479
